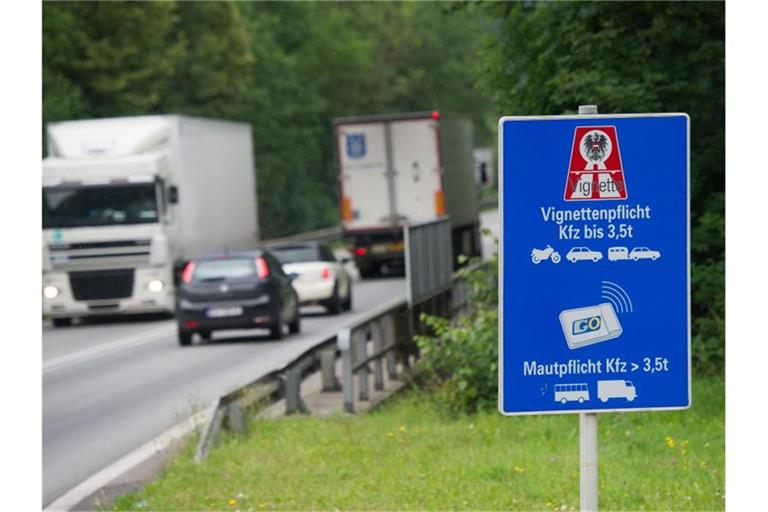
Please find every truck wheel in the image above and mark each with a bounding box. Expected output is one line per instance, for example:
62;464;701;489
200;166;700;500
178;331;192;346
52;318;72;328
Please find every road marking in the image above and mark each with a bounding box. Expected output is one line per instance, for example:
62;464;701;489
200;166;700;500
43;324;175;375
44;401;217;511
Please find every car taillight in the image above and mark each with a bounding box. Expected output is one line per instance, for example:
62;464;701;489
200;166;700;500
321;267;331;280
181;262;195;283
354;247;367;257
256;256;270;279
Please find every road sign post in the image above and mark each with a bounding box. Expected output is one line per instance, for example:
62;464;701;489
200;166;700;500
577;105;600;512
499;105;690;511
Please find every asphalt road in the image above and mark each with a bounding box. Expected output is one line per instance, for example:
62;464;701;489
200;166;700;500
42;209;501;506
42;276;406;506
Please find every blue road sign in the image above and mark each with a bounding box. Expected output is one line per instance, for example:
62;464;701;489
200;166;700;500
499;114;690;415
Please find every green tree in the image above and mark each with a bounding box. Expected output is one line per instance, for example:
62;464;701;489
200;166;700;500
45;2;182;117
42;1;493;238
478;1;725;372
163;2;254;120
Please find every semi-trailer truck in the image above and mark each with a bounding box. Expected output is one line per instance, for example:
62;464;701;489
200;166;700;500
334;111;480;277
42;115;259;326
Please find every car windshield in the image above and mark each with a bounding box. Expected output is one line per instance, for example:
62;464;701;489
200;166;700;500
43;182;159;228
271;246;321;264
193;258;256;281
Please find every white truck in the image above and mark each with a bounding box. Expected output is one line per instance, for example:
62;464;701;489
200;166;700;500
42;115;259;326
597;380;637;402
334;111;480;277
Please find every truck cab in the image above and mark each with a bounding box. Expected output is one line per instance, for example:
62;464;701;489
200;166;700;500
42;116;258;326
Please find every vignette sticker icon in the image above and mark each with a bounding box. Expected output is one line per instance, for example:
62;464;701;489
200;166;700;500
564;126;628;201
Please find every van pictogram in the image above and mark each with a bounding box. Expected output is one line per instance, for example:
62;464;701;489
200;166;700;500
564;126;627;201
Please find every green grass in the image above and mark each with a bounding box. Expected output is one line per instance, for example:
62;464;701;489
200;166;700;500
113;377;723;511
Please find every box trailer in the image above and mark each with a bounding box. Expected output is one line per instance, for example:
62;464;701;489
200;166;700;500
334;111;480;277
42;115;259;325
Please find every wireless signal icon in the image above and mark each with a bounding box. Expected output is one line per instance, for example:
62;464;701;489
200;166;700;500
601;281;633;313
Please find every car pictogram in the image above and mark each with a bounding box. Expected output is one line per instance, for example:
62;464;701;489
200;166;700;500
566;247;603;263
629;247;661;261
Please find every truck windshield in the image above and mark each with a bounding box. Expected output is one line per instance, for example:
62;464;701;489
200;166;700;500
43;183;159;228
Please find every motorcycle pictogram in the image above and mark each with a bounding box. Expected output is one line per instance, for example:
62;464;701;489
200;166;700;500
531;245;561;264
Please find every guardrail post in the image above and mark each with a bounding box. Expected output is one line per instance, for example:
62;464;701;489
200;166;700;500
383;314;398;380
338;328;354;413
227;403;247;434
372;320;384;391
356;328;370;401
320;347;340;391
443;290;451;319
284;364;310;415
195;400;225;462
402;308;413;371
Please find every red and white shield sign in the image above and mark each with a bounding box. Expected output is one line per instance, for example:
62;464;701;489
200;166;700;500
564;126;627;201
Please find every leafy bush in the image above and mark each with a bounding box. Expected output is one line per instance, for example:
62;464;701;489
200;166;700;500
415;246;498;415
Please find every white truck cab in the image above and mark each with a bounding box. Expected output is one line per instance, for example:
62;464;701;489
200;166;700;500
42;116;258;326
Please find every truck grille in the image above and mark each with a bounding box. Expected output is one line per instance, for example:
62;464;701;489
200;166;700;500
69;269;135;301
48;239;151;269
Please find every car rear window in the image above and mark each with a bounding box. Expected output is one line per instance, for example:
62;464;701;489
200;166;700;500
193;258;256;281
271;245;322;264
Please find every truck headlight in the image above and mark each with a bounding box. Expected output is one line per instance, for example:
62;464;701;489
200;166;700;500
43;286;59;299
147;279;164;293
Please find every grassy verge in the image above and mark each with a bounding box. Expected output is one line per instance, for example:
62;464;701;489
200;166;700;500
113;376;723;511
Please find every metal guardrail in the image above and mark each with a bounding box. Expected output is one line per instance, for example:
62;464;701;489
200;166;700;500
194;294;411;461
194;264;482;461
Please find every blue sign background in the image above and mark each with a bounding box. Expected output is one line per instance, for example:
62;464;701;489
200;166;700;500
499;114;690;415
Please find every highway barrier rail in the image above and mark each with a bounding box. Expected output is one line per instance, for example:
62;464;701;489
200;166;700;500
193;270;476;461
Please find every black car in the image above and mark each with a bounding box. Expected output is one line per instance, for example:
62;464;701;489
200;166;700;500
175;250;300;346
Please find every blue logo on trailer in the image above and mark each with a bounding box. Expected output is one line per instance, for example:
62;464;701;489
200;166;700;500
346;133;367;159
498;114;690;415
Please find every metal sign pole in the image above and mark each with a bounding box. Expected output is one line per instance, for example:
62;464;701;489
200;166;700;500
580;412;599;510
577;103;599;512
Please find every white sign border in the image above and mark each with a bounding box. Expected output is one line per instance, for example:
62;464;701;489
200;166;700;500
497;112;692;416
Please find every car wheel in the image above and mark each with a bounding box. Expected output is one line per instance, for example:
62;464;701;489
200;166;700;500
52;317;72;328
342;284;352;311
178;331;192;346
326;284;341;315
359;266;375;279
632;256;639;261
269;310;284;340
288;309;301;334
593;257;598;262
